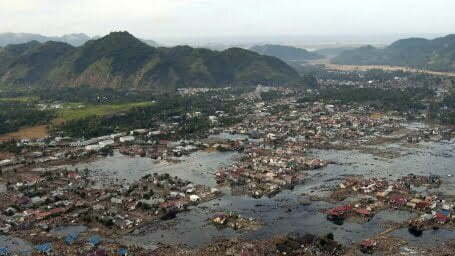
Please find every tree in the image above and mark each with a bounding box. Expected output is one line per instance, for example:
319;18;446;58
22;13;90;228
302;73;318;89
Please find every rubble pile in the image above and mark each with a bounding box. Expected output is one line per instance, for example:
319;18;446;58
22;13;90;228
147;233;345;256
327;175;454;231
216;142;327;198
210;212;261;231
2;83;455;254
0;168;221;255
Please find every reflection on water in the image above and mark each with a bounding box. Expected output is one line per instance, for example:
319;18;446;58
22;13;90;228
50;225;88;237
71;140;455;249
72;150;238;187
311;141;455;196
208;132;249;141
392;228;455;247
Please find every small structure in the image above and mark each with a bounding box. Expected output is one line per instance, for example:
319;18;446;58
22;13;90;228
119;136;135;143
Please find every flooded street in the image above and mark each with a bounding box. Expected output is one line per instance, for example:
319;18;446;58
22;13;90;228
72;150;238;187
72;137;455;250
3;128;453;254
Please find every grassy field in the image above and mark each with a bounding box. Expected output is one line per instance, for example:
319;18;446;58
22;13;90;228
0;101;154;142
0;96;38;102
309;59;455;77
54;101;153;124
0;125;48;142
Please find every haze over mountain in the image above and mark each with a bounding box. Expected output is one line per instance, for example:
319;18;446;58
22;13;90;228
0;33;93;47
332;34;455;72
0;32;299;89
0;32;159;47
250;45;323;63
314;47;357;58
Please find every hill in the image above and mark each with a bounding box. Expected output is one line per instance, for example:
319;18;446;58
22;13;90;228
332;34;455;72
0;32;299;89
314;47;356;58
0;32;160;47
0;33;91;47
250;44;323;63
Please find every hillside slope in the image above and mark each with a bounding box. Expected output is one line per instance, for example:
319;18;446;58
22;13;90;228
332;34;455;72
0;32;160;47
250;44;323;62
0;32;300;89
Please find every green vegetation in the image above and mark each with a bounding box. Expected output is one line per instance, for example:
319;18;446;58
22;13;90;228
0;139;24;153
301;73;318;88
332;34;455;72
55;102;154;123
299;87;432;112
436;92;455;124
0;100;54;134
314;47;356;58
18;86;155;104
55;93;243;138
0;32;300;89
0;96;38;102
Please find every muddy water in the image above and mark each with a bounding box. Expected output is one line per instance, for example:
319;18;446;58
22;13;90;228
392;228;455;247
310;141;455;196
208;132;249;141
72;150;238;187
68;138;455;249
120;140;455;249
50;225;88;238
0;183;6;193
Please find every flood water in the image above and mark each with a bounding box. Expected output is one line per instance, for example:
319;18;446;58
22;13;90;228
72;150;238;187
0;183;6;193
67;137;455;250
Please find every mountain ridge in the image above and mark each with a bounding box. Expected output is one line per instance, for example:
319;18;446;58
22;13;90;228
332;34;455;72
250;44;323;62
0;32;300;89
0;32;160;47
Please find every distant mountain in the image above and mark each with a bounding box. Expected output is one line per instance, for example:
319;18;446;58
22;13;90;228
0;32;299;89
314;47;356;58
141;39;159;47
0;32;160;48
250;44;323;63
332;34;455;72
0;33;92;47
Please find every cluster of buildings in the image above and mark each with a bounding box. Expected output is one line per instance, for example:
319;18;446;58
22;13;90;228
0;163;221;255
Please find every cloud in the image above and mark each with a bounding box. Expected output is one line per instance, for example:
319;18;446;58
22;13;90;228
0;0;454;40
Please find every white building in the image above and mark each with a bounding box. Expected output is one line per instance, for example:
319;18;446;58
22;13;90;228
119;136;135;143
99;140;115;147
85;145;104;151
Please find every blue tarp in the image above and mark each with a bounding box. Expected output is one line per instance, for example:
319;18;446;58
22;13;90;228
64;232;79;245
0;248;9;256
88;235;101;247
118;248;128;256
35;243;52;254
440;209;450;216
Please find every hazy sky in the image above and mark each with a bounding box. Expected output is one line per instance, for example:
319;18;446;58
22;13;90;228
1;0;454;41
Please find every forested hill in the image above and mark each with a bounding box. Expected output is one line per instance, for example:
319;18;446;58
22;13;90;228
0;32;159;47
0;32;300;89
250;44;323;62
332;34;455;72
